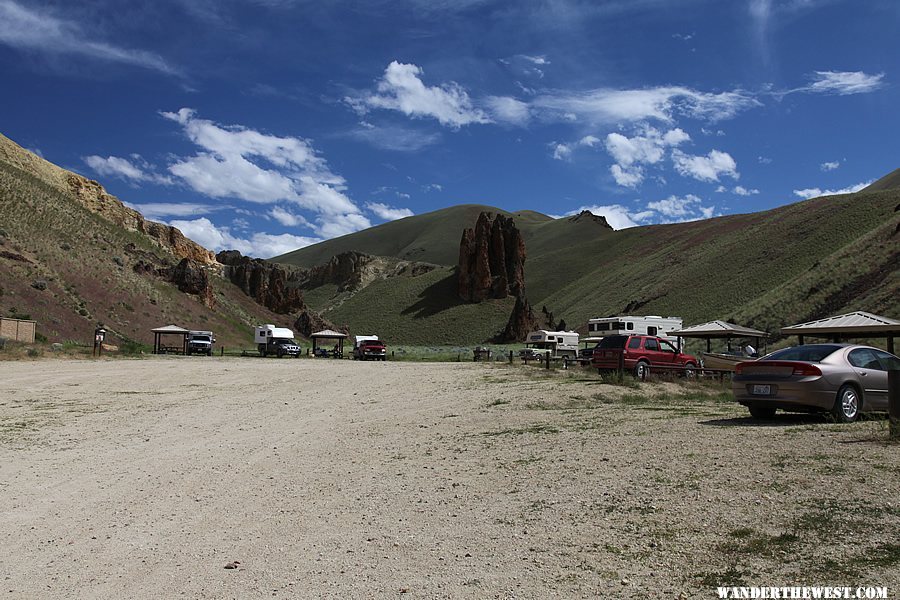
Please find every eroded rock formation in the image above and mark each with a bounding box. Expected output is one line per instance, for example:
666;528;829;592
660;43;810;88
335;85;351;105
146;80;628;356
217;250;304;314
495;294;540;343
169;258;215;308
457;212;526;302
293;309;349;339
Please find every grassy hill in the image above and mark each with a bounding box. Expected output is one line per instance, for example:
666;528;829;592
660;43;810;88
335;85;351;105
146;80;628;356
0;137;294;349
863;168;900;193
288;188;899;345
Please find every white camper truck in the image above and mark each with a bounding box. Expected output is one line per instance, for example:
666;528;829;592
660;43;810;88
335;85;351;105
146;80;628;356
586;316;683;343
254;324;301;358
520;330;579;360
186;330;215;356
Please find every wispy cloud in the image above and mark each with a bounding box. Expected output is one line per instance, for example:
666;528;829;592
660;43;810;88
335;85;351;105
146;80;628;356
84;154;173;185
556;193;716;230
129;202;222;219
793;180;871;199
0;0;180;76
347;123;441;151
820;160;840;171
783;71;886;96
366;202;414;221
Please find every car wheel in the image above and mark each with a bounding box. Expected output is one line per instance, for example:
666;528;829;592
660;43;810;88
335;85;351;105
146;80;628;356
748;404;776;419
634;361;650;380
832;384;860;423
683;362;696;378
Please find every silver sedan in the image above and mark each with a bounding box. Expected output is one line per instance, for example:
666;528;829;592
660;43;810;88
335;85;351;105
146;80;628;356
732;344;900;421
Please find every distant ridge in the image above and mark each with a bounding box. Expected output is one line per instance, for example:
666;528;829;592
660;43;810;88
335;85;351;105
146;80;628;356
862;168;900;193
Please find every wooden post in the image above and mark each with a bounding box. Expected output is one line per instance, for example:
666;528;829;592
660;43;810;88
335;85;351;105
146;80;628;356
545;352;550;369
220;347;224;356
888;336;895;355
563;356;568;370
889;370;900;440
617;350;624;380
508;350;513;364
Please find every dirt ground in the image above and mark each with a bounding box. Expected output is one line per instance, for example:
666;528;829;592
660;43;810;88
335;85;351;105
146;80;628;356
0;358;898;599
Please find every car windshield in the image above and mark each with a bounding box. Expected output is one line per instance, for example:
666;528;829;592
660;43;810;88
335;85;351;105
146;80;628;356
275;338;296;345
596;335;628;349
192;336;210;342
763;345;843;362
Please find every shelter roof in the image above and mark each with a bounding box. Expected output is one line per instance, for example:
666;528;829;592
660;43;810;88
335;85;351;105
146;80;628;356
311;329;348;339
781;312;900;336
669;320;766;338
151;324;190;334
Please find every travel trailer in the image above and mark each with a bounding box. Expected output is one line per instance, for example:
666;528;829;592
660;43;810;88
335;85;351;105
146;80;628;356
586;316;683;343
254;324;301;357
520;330;579;359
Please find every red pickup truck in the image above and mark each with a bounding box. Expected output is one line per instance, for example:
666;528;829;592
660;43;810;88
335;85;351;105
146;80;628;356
590;334;698;378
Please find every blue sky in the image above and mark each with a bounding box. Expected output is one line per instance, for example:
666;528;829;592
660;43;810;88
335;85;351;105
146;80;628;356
1;0;897;257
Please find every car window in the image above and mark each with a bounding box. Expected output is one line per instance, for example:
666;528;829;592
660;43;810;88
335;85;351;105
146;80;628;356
627;337;641;349
598;336;628;349
644;338;659;351
873;349;900;371
659;340;677;353
764;345;842;362
848;348;882;370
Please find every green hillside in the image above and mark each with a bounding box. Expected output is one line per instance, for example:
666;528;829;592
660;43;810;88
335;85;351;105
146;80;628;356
862;168;900;193
291;187;899;344
275;204;574;267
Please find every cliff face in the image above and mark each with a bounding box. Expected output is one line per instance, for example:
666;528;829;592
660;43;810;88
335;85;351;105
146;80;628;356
457;212;526;302
217;250;305;314
66;175;217;265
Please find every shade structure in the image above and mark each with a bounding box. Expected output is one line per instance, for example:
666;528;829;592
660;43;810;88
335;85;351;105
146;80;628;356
310;329;348;358
151;324;189;355
781;311;900;354
670;320;767;338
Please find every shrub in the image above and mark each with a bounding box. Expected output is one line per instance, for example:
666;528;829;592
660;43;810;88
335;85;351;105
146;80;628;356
26;347;41;358
31;280;48;291
34;332;48;343
0;337;6;350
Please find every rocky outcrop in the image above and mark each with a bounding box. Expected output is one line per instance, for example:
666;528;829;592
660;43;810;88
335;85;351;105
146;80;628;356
169;258;215;308
567;209;613;229
457;212;526;302
294;309;348;339
217;250;304;314
65;174;217;265
494;294;540;343
293;251;437;293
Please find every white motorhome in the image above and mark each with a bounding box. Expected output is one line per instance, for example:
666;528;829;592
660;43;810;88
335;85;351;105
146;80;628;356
586;316;683;342
254;324;301;357
521;330;579;359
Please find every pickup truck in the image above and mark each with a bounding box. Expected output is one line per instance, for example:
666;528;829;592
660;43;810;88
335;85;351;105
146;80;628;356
353;339;387;361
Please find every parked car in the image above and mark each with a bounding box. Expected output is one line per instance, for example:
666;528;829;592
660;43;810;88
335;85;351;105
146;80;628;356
732;344;900;421
354;339;386;361
590;334;698;378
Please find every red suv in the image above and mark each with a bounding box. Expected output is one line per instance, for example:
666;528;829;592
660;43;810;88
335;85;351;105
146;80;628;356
591;335;698;378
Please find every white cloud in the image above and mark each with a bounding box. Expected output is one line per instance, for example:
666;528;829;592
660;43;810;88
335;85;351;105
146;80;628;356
347;123;440;151
422;183;443;192
84;155;173;185
671;149;739;182
732;186;759;196
366;202;414;221
792;181;872;200
558;204;641;230
551;134;602;161
350;61;490;128
758;155;773;165
604;126;690;188
130;202;221;219
820;160;840;171
484;96;531;125
0;0;179;75
161;108;371;239
806;71;885;95
269;206;310;228
610;164;644;188
647;194;703;218
531;86;759;126
169;217;320;258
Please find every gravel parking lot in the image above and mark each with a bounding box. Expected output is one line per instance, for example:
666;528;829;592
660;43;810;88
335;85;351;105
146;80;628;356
1;358;898;599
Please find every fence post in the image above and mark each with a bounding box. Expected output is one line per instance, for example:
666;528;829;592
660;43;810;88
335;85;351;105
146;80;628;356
563;356;568;370
221;347;224;356
545;352;550;370
889;370;900;440
508;350;513;364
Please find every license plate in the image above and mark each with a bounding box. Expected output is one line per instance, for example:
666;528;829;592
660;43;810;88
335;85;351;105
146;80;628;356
751;385;771;396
